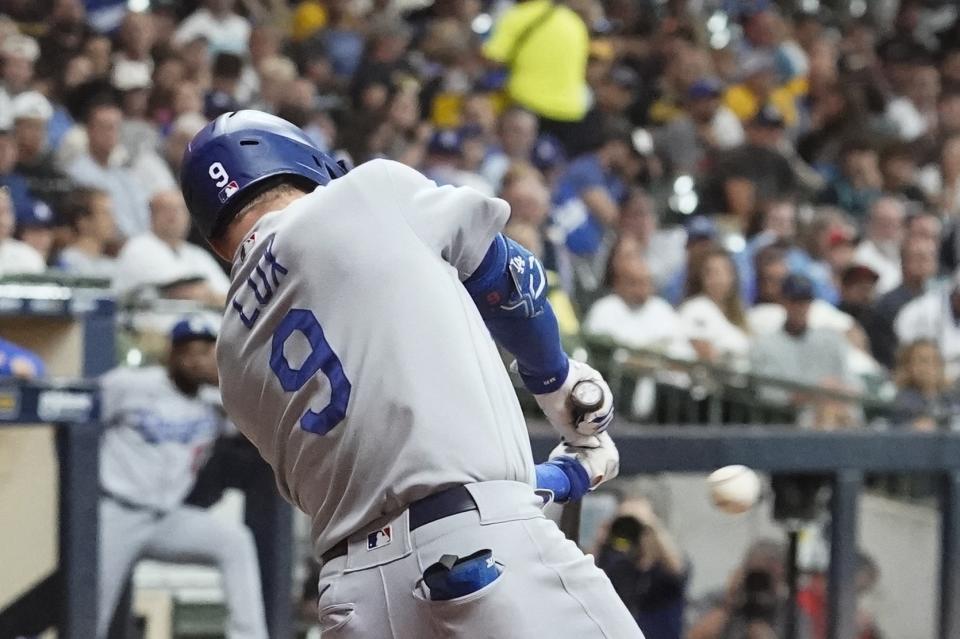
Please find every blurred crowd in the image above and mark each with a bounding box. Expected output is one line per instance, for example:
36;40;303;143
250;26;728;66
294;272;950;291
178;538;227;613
3;0;960;431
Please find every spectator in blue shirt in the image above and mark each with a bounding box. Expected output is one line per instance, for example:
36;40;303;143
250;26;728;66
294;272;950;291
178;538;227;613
552;118;640;257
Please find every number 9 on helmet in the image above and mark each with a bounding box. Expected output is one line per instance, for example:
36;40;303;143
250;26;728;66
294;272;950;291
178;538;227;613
179;110;349;241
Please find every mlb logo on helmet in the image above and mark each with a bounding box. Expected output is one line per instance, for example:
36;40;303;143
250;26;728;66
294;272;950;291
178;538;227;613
367;525;392;550
218;180;240;203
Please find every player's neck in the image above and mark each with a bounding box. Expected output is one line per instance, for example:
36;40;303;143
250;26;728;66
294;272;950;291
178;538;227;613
213;189;308;261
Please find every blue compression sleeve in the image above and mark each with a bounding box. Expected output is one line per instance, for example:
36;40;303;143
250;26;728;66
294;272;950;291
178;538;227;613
464;234;569;393
535;458;591;503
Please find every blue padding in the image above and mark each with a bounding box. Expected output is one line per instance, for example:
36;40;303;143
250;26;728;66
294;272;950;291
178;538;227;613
464;234;569;393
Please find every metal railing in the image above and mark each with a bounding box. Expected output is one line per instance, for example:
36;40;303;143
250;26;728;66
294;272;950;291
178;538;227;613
530;426;960;639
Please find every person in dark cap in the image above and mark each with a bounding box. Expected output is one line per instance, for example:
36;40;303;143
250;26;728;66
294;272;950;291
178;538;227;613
749;272;855;418
837;262;880;326
653;77;744;178
706;103;802;224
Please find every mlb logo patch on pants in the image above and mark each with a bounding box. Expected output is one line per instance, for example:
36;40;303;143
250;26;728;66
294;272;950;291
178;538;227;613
367;526;392;550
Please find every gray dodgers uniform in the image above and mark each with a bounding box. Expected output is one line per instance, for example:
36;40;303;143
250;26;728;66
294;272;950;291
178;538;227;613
97;366;267;639
219;159;642;637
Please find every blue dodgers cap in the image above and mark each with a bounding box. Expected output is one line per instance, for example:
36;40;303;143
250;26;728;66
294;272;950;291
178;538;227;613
531;134;566;171
687;78;723;101
781;273;815;301
170;316;218;344
428;128;463;155
686;215;717;243
18;200;55;228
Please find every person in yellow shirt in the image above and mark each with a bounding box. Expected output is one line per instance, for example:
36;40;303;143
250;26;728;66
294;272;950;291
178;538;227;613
483;0;590;148
724;51;798;127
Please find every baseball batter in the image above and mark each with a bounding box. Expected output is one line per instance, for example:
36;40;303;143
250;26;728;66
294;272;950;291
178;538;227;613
181;111;643;638
96;318;267;639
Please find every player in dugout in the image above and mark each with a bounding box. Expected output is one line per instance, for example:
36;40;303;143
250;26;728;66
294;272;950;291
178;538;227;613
96;317;267;639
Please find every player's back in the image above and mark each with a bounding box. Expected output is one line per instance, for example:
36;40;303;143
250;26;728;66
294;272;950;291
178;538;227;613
217;159;533;555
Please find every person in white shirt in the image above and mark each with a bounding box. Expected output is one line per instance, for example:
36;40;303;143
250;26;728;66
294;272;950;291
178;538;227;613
895;274;960;383
0;187;44;275
114;190;229;305
57;187;118;280
584;252;692;358
853;195;905;295
65;101;151;238
173;0;251;57
679;246;750;366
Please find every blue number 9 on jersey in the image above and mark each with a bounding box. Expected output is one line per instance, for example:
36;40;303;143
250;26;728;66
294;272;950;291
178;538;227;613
269;309;351;435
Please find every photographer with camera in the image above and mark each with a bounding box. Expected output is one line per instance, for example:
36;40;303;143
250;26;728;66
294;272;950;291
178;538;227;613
688;539;813;639
595;498;689;639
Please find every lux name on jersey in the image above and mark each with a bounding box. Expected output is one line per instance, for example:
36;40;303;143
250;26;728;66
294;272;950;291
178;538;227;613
232;236;289;329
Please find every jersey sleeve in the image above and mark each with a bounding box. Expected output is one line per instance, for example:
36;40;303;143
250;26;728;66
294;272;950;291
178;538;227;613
382;160;510;279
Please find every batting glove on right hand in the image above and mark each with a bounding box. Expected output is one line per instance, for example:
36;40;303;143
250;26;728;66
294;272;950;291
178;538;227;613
534;359;614;442
549;432;620;494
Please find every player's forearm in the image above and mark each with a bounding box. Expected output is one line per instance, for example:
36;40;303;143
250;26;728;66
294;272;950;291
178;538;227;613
464;234;570;393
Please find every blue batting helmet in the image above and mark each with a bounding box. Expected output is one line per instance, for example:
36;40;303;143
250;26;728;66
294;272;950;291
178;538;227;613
180;110;348;240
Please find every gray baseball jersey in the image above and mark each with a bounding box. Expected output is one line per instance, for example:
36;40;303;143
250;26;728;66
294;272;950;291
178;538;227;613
217;159;534;556
99;365;222;511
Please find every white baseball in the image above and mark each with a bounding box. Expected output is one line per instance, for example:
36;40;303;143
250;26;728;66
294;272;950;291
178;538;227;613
707;465;761;514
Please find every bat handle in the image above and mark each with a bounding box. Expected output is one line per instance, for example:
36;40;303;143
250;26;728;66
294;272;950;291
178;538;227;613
570;379;604;423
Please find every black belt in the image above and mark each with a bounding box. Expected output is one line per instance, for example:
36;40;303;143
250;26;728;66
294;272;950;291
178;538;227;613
321;485;478;564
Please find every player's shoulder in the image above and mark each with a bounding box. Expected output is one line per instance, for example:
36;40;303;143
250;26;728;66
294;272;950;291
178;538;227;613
100;364;166;390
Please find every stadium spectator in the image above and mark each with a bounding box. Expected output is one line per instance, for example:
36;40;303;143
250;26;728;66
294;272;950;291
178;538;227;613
584;251;691;357
818;140;883;219
853;196;906;294
891;339;960;431
708;105;800;226
879;143;928;207
865;236;939;368
653;78;744;179
837;263;880;328
688;539;812;639
723;51;798;127
65;100;151;238
172;0;251;57
421;128;492;196
661;216;717;305
679;246;750;366
14;199;55;264
0;109;42;225
596;498;688;639
0;33;38;100
57;186;117;279
749;273;857;425
919;133;960;217
895;272;960;382
11;90;73;212
0;186;44;275
884;59;940;142
618;188;685;290
480;107;540;189
483;0;590;150
551;118;637;260
114;190;229;305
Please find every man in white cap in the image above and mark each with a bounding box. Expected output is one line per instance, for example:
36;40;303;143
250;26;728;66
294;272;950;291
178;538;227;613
12;90;74;211
0;33;39;98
